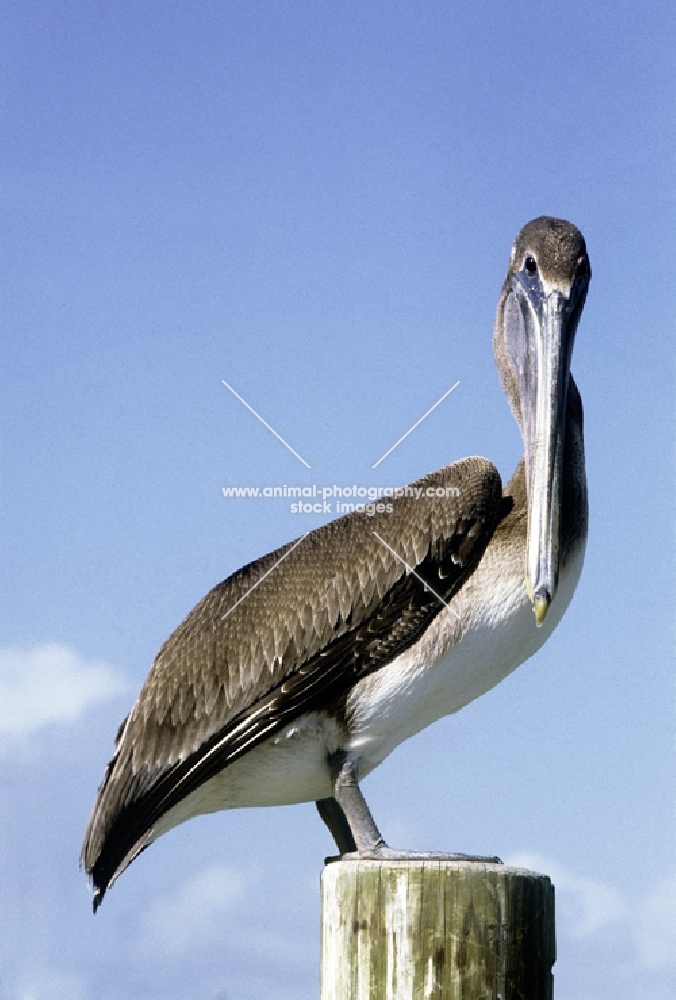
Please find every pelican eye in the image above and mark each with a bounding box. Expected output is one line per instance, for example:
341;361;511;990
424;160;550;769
575;258;588;278
524;255;537;275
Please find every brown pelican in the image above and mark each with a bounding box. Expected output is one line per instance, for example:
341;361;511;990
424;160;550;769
81;217;590;910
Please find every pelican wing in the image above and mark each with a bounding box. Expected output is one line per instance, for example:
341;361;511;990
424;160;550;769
82;457;503;906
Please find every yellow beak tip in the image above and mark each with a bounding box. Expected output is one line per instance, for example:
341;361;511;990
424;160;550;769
533;597;549;627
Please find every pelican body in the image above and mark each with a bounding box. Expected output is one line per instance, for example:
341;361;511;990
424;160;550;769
82;217;590;909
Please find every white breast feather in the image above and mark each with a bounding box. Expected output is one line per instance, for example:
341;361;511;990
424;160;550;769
147;540;584;843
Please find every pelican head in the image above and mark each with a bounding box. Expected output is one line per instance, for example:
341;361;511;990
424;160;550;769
494;216;590;625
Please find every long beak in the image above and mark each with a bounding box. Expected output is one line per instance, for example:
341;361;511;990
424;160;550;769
524;289;572;624
504;272;578;626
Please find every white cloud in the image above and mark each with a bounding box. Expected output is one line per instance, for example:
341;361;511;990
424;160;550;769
16;969;87;1000
507;851;627;938
0;643;127;742
507;852;676;972
140;863;258;957
140;862;316;969
633;871;676;970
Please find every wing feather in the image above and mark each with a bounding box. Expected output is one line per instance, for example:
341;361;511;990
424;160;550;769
82;457;503;905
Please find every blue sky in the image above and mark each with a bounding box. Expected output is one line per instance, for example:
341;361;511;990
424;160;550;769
1;1;674;997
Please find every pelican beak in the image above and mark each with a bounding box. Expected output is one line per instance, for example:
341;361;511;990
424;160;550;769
503;264;585;625
526;286;571;624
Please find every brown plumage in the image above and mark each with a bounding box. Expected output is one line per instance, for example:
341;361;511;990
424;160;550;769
82;458;503;908
82;215;591;911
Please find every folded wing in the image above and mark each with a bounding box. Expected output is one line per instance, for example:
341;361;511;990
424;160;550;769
81;457;503;908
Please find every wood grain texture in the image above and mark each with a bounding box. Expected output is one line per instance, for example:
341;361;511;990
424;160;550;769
321;861;555;1000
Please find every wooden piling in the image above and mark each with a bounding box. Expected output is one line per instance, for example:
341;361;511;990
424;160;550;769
320;860;555;1000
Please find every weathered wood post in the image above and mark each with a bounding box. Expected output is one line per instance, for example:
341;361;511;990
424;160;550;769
321;860;555;999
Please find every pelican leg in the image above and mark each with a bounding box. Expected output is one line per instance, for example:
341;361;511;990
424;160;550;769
328;753;387;853
315;798;357;854
322;752;503;865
